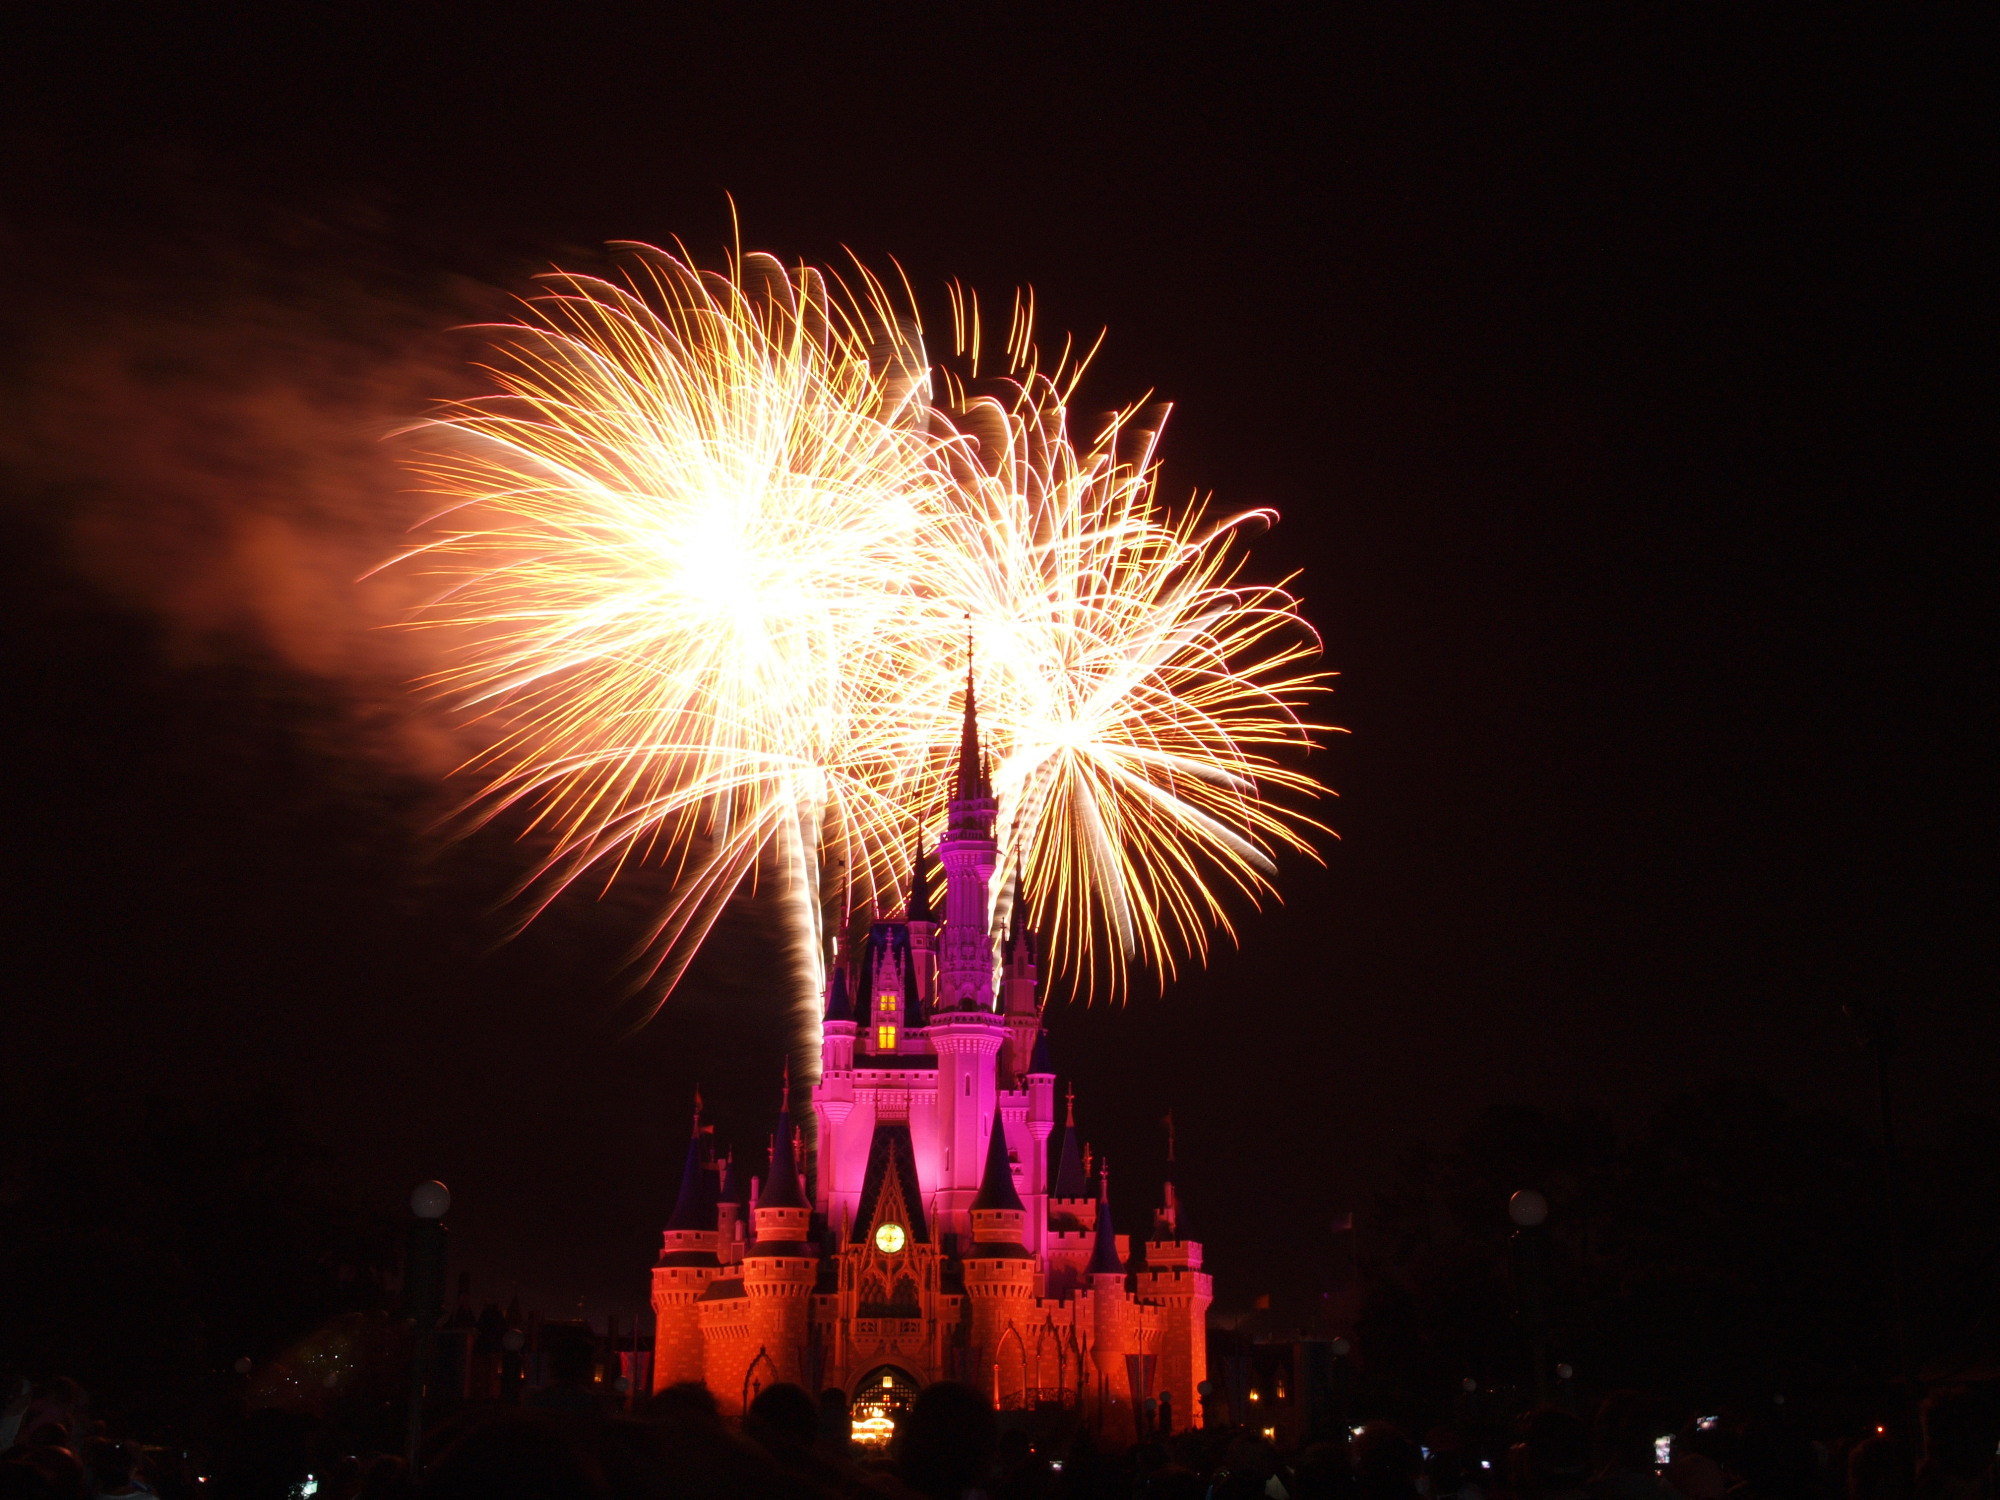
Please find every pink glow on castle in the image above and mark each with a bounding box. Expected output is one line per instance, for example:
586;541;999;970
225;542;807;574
650;671;1212;1435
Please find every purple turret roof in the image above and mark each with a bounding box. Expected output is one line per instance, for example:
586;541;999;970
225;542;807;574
759;1104;808;1210
1053;1087;1088;1198
664;1125;716;1231
906;836;933;922
1086;1166;1123;1276
825;966;851;1022
953;662;990;804
1006;862;1036;960
1029;1028;1054;1075
970;1113;1024;1213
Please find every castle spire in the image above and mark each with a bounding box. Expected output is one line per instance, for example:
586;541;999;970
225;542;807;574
1006;858;1032;954
970;1112;1025;1213
906;832;933;923
1086;1161;1123;1276
758;1089;807;1210
954;646;988;804
1053;1085;1088;1198
664;1098;717;1231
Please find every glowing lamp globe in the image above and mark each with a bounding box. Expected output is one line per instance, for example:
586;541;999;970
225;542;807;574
1508;1189;1549;1228
411;1180;452;1219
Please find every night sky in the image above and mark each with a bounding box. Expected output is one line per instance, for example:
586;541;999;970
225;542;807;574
0;7;1984;1333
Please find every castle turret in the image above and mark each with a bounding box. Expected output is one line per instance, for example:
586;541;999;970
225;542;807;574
740;1100;817;1392
932;661;1004;1234
1086;1164;1138;1424
1139;1118;1211;1431
905;835;938;1007
964;1115;1036;1405
1001;865;1041;1082
651;1107;722;1390
1023;1030;1056;1254
936;664;997;1011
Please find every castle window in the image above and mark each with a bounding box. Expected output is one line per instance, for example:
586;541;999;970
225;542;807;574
877;992;897;1016
877;1025;897;1050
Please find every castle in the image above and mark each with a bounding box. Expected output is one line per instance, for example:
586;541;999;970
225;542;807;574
649;675;1212;1438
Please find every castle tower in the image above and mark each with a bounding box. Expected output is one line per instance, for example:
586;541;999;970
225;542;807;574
1138;1130;1211;1433
740;1101;816;1398
962;1115;1036;1406
905;836;938;1007
1000;865;1042;1082
936;664;997;1010
932;662;1005;1232
1085;1164;1136;1423
1045;1086;1096;1296
651;1110;722;1391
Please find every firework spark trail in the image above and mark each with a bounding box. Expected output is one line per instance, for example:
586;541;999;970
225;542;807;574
393;241;1335;1039
392;245;946;1056
902;313;1333;996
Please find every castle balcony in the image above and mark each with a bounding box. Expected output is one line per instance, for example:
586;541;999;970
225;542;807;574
851;1318;926;1340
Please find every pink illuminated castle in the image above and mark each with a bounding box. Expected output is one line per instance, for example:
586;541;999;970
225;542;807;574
649;673;1212;1437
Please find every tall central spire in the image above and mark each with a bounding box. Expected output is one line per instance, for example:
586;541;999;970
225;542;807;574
953;634;989;806
937;632;999;1010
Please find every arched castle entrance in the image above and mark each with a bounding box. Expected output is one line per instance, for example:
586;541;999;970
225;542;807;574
848;1364;922;1449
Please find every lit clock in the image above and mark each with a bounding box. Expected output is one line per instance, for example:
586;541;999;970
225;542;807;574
874;1222;906;1254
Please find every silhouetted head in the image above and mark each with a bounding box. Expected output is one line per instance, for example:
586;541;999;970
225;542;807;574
1515;1406;1590;1497
1848;1434;1913;1500
644;1380;722;1433
897;1382;996;1500
424;1413;604;1500
1354;1421;1421;1493
82;1441;137;1494
816;1387;850;1448
745;1382;817;1453
1593;1392;1672;1476
0;1445;88;1500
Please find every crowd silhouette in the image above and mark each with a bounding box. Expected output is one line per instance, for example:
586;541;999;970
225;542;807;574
4;1368;1995;1500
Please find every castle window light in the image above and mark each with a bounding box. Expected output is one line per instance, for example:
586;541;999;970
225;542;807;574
878;1025;897;1050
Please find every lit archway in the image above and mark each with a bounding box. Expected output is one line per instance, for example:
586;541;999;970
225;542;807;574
849;1365;921;1448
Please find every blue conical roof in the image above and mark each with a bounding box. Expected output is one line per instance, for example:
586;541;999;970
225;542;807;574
1086;1168;1123;1276
665;1128;716;1232
1053;1090;1088;1198
759;1105;808;1210
907;837;933;922
970;1114;1024;1213
825;966;851;1022
1028;1028;1054;1076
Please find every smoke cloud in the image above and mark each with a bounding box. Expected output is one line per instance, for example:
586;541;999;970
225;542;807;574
0;177;527;780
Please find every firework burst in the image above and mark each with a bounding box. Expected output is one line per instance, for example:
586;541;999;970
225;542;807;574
902;295;1332;995
392;244;943;1027
393;240;1334;1024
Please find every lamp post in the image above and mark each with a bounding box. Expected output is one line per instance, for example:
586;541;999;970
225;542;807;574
404;1180;451;1469
1508;1189;1551;1408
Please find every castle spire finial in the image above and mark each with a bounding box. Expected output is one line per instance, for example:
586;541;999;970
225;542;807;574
906;826;933;923
1054;1085;1088;1198
954;627;987;804
1086;1156;1123;1276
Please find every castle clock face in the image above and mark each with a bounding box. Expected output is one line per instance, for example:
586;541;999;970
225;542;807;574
874;1222;906;1255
